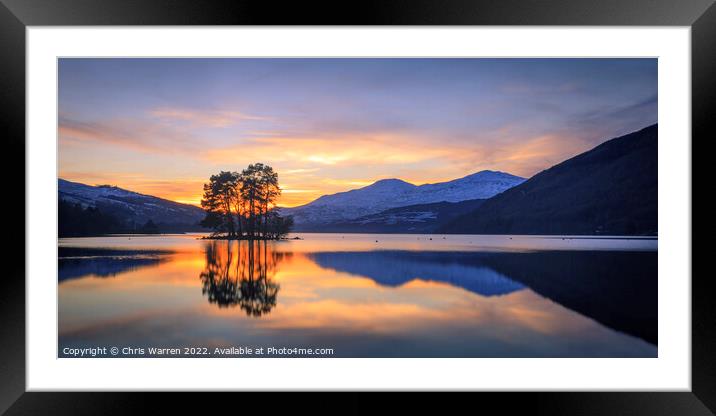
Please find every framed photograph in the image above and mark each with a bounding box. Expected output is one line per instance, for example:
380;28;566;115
3;0;711;413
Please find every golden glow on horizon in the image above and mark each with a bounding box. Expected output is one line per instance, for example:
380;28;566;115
58;116;606;207
59;122;605;207
57;98;614;208
61;169;521;208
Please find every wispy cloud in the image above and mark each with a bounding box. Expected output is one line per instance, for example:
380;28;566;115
283;168;320;175
502;81;578;95
150;107;268;128
58;112;630;206
59;116;201;155
201;134;460;167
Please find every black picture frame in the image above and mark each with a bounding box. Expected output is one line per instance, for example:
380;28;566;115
1;0;710;413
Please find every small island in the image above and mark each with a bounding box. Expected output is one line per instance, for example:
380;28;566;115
199;163;294;240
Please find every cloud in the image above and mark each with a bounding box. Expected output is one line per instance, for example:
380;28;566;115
59;84;656;207
59;116;202;155
501;81;578;95
59;104;272;155
150;107;268;128
201;134;460;167
476;134;589;176
282;168;320;175
59;106;634;207
567;94;658;143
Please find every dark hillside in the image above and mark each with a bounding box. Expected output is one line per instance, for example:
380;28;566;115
440;124;657;235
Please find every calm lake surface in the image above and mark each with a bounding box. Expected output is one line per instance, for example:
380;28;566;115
58;233;657;357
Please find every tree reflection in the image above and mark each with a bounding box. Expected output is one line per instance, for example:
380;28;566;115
199;240;287;316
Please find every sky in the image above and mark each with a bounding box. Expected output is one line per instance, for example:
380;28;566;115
58;58;657;207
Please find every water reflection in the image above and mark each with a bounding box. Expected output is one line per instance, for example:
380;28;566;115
309;251;524;297
199;240;285;316
481;250;658;344
310;249;656;345
58;247;170;282
58;234;658;357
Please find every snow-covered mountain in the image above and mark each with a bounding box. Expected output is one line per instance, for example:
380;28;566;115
301;199;487;234
58;178;206;230
283;170;524;227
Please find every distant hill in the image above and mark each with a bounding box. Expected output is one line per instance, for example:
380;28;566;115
440;124;658;236
58;178;207;234
294;198;486;233
283;170;524;226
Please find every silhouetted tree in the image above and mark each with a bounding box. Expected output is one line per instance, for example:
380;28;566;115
58;199;121;237
200;163;291;239
140;219;160;234
265;210;294;240
201;171;239;237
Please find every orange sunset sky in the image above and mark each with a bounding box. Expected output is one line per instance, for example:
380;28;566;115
58;58;657;207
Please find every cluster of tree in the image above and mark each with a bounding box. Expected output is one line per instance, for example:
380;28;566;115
59;199;121;237
59;199;163;237
200;163;293;239
139;219;160;234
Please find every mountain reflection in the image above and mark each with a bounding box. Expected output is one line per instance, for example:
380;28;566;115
480;250;657;345
199;240;287;316
58;247;170;282
309;251;524;297
308;249;657;345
